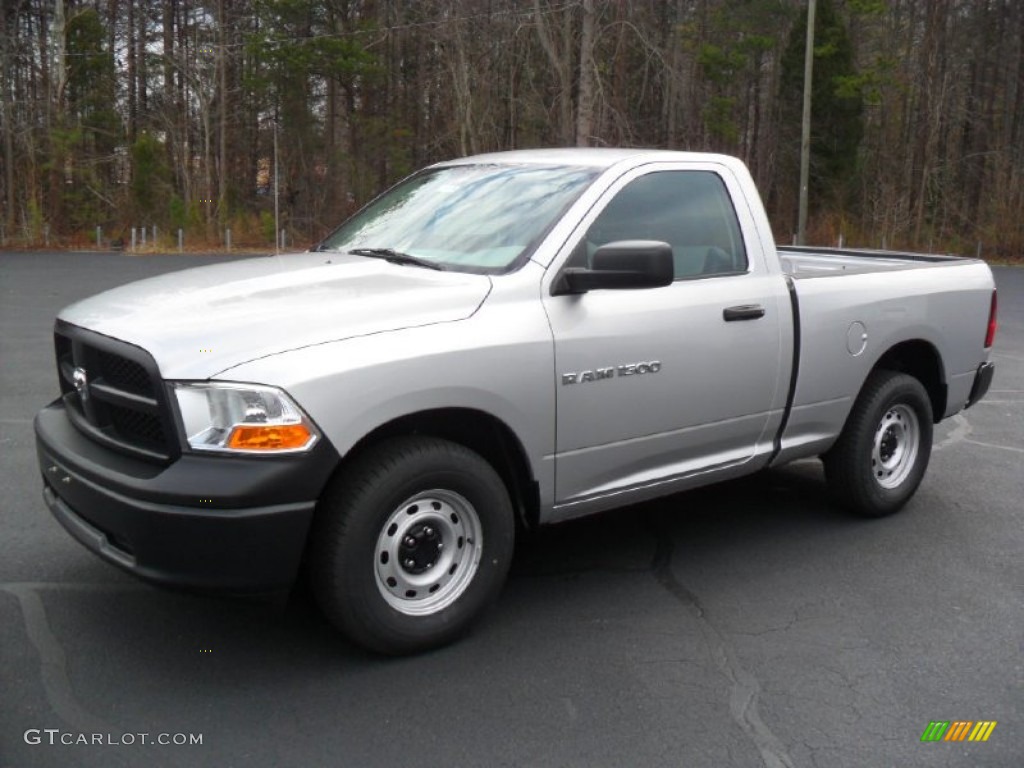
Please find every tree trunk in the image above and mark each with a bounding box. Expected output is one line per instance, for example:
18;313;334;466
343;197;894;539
534;0;575;145
217;0;228;225
1;7;16;230
575;0;596;146
127;0;136;142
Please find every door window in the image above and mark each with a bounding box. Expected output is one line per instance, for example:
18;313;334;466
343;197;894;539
573;171;748;279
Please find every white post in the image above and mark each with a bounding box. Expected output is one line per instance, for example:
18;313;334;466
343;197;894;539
131;228;137;251
96;226;101;248
226;228;231;252
178;228;184;253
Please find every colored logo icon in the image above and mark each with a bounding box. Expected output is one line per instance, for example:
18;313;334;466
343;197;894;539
921;721;997;742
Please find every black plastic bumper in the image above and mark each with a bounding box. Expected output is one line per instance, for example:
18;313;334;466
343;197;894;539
965;361;995;410
34;399;339;593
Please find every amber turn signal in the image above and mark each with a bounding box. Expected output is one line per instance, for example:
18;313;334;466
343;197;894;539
226;424;313;450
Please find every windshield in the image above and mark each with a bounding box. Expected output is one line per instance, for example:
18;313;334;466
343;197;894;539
318;164;599;272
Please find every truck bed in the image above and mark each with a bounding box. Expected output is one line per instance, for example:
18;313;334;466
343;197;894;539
770;244;995;467
778;245;974;278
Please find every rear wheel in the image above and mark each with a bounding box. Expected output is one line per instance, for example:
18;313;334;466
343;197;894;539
824;370;933;517
310;436;514;654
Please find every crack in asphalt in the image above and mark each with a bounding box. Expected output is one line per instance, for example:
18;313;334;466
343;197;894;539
647;515;796;768
729;614;800;638
514;565;650;579
0;582;142;738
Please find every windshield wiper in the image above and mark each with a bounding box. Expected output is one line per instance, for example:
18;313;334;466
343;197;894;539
348;247;445;271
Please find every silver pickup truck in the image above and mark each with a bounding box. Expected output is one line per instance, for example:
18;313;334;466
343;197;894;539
35;149;997;653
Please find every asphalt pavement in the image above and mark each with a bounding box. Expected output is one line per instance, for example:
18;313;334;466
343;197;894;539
1;251;1021;768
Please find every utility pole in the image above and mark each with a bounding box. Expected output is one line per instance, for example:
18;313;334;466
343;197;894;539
797;0;816;245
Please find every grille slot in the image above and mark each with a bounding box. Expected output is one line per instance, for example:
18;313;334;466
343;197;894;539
97;350;153;396
54;323;176;463
108;406;167;449
55;333;74;396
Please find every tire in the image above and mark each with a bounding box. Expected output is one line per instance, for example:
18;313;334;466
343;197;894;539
823;370;933;518
310;436;515;654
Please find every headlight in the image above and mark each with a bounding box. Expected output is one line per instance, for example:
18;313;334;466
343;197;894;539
172;383;319;454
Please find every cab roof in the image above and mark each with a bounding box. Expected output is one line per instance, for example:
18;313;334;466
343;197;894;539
435;147;741;170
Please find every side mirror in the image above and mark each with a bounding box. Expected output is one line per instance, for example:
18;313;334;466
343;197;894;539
553;240;674;295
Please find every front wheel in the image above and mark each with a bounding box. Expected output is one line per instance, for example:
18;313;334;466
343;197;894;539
823;370;934;517
310;437;515;654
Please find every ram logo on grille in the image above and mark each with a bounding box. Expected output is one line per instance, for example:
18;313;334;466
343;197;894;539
72;367;90;404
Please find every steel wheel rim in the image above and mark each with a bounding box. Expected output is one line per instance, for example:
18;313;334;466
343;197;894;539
871;403;920;490
374;489;483;616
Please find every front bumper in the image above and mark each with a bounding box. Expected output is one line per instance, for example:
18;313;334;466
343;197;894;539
34;399;339;592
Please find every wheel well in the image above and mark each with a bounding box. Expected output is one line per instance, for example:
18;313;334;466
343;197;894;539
872;341;946;422
342;408;540;529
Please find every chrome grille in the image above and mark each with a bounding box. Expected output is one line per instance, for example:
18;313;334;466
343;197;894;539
54;322;177;463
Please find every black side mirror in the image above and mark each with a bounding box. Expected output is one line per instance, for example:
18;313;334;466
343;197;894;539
553;240;674;295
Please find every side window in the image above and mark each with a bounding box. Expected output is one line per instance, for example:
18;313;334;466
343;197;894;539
573;171;748;279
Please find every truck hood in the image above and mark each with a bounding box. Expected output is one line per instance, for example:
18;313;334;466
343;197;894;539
58;253;492;379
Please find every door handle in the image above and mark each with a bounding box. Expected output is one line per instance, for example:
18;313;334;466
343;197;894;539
723;304;766;321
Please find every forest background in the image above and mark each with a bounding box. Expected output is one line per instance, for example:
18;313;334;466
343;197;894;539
1;0;1022;256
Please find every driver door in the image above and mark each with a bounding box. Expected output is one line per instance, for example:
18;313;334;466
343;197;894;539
542;165;786;508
